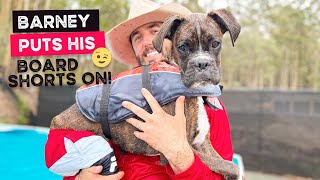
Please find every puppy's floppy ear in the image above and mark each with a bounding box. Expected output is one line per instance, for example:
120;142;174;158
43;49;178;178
208;9;241;46
152;15;185;53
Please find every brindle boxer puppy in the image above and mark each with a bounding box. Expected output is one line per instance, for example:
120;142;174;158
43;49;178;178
50;9;242;180
153;9;242;180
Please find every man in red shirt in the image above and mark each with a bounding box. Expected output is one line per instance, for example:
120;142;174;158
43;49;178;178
45;0;234;179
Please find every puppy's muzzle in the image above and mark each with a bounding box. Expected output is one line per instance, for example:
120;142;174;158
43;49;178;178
193;55;212;71
196;60;211;71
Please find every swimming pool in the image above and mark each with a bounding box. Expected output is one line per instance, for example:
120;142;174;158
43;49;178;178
0;124;60;180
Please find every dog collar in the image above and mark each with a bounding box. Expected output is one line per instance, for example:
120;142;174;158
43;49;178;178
203;96;223;110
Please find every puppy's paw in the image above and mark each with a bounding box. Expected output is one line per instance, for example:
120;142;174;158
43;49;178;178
224;176;246;180
224;175;238;180
223;163;241;180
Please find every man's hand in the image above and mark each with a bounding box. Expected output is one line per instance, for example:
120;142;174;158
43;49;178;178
123;88;194;174
75;166;124;180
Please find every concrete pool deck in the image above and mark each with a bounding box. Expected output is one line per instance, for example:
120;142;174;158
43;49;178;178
246;171;317;180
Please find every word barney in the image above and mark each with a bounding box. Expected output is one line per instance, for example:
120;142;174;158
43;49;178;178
18;14;90;29
12;10;99;33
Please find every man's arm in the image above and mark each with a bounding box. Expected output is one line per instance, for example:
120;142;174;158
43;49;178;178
164;100;234;179
123;89;195;173
124;89;234;179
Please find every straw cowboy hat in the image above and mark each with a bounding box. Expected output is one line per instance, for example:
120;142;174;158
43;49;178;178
105;0;192;66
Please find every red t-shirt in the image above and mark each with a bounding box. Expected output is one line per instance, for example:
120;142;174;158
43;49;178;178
47;99;233;180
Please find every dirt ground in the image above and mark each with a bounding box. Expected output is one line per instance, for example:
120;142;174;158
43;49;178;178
246;171;318;180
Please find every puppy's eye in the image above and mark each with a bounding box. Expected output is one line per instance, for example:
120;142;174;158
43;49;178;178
178;44;188;52
212;41;220;49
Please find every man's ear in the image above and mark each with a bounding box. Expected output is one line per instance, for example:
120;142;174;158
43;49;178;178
152;15;185;53
207;9;241;46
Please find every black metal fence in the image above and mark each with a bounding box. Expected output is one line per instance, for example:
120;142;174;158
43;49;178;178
220;90;320;178
30;86;78;127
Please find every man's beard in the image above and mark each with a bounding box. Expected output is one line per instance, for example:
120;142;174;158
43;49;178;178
135;46;170;66
135;56;156;66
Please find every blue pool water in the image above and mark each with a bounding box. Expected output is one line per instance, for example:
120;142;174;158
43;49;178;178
233;157;239;166
0;128;60;180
